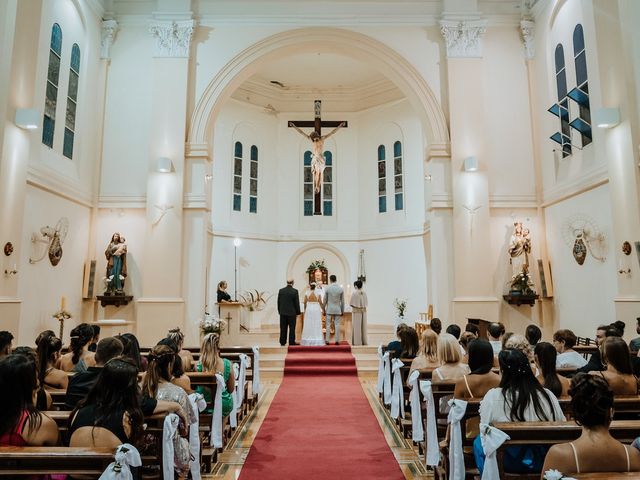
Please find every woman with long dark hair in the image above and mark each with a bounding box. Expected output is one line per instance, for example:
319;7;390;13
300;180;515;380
35;332;67;389
542;373;640;475
59;323;96;373
0;354;58;447
474;348;565;475
453;339;500;400
590;336;637;395
534;342;570;397
156;338;192;392
119;333;147;372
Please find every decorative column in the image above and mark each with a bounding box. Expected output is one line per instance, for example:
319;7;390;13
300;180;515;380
136;16;195;345
440;17;499;323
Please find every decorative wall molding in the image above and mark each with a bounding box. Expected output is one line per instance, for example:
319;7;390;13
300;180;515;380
0;297;22;304
185;143;210;159
184;193;206;209
210;227;428;243
26;165;93;208
101;19;119;59
137;297;185;303
542;165;609;208
148;19;195;58
439;19;488;58
426;143;451;160
520;20;535;60
98;194;147;209
429;193;537;210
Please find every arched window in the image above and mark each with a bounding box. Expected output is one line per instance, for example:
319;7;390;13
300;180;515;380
393;141;404;211
377;145;386;213
323;151;333;216
568;24;591;147
548;44;572;158
232;142;242;211
63;44;80;159
303;151;333;216
249;145;258;213
42;24;62;148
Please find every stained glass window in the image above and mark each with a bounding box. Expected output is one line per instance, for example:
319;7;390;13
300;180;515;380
303;149;333;216
303;151;313;216
63;43;80;159
323;151;332;217
549;44;572;158
377;145;386;213
43;24;62;148
570;24;591;147
233;142;242;211
249;145;258;213
393;141;403;211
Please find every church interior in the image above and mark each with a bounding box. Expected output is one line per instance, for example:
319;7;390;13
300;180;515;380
1;0;640;478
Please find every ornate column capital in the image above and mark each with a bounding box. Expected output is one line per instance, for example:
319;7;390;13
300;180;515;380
439;19;487;58
101;19;119;60
520;20;535;60
148;19;195;58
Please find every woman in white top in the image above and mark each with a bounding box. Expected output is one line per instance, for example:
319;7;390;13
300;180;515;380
553;329;588;369
301;283;325;346
474;349;565;475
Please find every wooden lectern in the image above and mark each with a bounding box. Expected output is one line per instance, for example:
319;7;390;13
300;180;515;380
467;318;491;339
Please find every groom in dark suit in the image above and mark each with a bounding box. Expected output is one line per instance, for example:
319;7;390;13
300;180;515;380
277;278;301;346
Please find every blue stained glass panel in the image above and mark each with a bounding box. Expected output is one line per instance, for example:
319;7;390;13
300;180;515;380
569;117;592;138
304;200;313;216
304;151;311;166
42;116;54;147
324;151;332;166
63;128;74;159
554;44;565;73
71;44;80;73
575;52;588;87
48;53;60;85
379;196;387;213
556;70;567;98
323;201;332;216
550;132;563;145
251;145;258;161
234;142;242;158
377;145;385;161
50;24;62;55
573;24;585;55
233;194;241;211
568;86;589;107
395;193;403;211
394;141;402;157
249;197;257;213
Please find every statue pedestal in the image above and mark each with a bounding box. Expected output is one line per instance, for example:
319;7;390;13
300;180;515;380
217;302;244;346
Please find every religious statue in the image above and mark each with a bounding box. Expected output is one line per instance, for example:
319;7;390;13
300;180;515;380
508;222;535;294
289;121;345;193
105;232;128;295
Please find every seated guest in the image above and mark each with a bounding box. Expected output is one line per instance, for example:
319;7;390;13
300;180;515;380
464;323;480;338
504;334;534;363
217;280;232;303
488;322;503;355
0;331;14;358
430;318;442;335
542;373;640;475
399;326;419;359
525;324;542;347
88;324;100;353
630;317;640;352
157;338;192;392
590;336;637;395
554;329;588;369
36;332;68;389
65;337;123;409
474;349;565;475
534;342;570;397
577;324;618;373
12;347;52;410
433;333;469;381
409;329;439;375
459;331;477;364
0;354;59;446
446;324;461;340
118;333;147;372
35;330;55;346
167;327;195;372
69;357;187;448
59;323;96;372
386;323;408;356
454;339;500;400
611;320;626;337
196;333;235;416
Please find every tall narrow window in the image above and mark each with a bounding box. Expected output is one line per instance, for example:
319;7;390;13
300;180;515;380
568;24;591;147
249;145;258;213
323;151;333;216
63;44;80;159
393;141;404;211
303;151;313;216
43;24;62;148
377;145;386;213
233;142;242;211
548;44;572;158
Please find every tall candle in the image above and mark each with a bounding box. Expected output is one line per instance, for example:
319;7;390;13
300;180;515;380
61;296;66;311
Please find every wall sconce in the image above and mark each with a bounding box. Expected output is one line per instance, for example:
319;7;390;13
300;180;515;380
15;109;39;130
4;264;17;277
463;156;478;172
594;107;620;129
424;174;432;181
156;157;174;173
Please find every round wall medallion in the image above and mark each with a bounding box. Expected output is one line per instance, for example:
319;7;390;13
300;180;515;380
622;241;632;256
3;242;13;256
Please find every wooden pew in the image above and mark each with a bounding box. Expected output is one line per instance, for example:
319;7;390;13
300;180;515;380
0;446;115;476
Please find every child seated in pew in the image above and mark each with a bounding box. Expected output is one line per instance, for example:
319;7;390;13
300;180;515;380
590;337;638;395
195;333;235;416
409;329;439;376
453;339;500;400
535;342;570;398
474;349;565;475
36;332;68;390
542;373;640;476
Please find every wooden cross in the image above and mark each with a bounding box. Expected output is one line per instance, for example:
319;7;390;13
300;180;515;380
289;100;348;215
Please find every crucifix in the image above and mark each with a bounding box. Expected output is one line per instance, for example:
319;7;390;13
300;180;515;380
289;100;347;215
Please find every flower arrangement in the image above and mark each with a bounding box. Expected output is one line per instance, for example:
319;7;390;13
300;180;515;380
199;314;226;335
393;298;407;318
306;259;327;275
238;290;272;312
510;266;536;295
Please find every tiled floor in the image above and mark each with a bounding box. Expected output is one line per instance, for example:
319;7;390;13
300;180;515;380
203;379;433;479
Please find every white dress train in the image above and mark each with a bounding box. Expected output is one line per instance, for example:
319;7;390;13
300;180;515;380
301;292;324;346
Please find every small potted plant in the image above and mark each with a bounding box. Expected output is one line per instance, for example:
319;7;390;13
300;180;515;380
394;298;407;325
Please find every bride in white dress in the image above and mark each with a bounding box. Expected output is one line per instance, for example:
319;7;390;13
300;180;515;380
301;283;325;346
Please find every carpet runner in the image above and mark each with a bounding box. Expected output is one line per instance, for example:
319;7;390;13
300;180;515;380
238;343;404;480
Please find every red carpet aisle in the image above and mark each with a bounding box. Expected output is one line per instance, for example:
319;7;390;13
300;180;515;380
238;343;404;480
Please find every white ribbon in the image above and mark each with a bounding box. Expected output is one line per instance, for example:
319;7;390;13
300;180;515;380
408;370;423;442
162;413;179;480
98;444;142;480
382;352;392;405
210;373;226;449
252;346;261;395
480;423;510;480
447;398;468;480
229;362;240;429
236;353;250;410
376;345;385;393
390;358;405;419
187;393;206;480
419;380;439;466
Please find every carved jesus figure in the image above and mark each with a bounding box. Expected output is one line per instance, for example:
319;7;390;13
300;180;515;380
289;122;345;193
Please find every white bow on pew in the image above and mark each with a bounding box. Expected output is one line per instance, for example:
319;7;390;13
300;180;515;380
376;345;385;394
480;423;510;480
188;392;207;480
390;358;405;419
447;398;468;480
252;346;261;395
419;380;440;467
236;353;250;411
407;370;423;442
162;413;180;480
382;351;392;405
211;373;226;449
98;443;141;480
230;362;240;428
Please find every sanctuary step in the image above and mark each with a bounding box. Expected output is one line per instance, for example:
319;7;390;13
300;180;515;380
285;343;357;376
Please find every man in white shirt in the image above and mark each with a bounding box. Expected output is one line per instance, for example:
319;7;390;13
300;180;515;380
488;322;504;355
